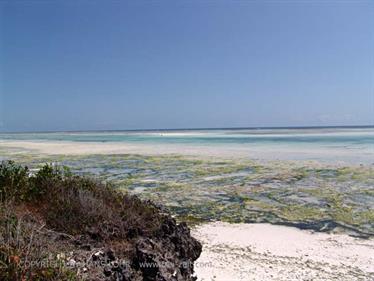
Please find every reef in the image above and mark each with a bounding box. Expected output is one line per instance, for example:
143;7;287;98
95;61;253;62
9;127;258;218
2;149;374;237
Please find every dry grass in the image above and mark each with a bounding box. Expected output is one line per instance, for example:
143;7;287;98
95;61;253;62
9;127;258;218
0;202;78;280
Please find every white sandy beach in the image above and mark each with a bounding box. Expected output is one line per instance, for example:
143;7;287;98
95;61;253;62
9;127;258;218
192;222;374;281
1;139;373;165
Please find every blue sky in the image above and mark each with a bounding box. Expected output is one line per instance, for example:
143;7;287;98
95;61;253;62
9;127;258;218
1;0;373;132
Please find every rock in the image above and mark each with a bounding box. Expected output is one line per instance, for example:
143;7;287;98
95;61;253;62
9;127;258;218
133;218;202;281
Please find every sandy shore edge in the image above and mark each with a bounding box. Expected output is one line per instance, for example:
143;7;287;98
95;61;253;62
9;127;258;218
1;140;373;165
192;222;374;281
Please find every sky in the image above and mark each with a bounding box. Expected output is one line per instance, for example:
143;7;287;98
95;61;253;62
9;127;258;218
0;0;373;132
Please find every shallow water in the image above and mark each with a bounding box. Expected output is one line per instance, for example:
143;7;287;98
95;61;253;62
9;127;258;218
1;127;373;164
0;127;373;237
1;151;373;237
1;127;373;148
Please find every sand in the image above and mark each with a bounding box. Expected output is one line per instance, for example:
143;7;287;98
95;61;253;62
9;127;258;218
192;222;374;281
1;140;373;164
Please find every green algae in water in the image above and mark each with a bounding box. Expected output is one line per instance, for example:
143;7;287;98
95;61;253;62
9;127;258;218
1;150;373;236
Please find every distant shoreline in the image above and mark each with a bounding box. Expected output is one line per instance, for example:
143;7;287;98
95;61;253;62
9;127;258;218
1;124;373;134
1;138;373;165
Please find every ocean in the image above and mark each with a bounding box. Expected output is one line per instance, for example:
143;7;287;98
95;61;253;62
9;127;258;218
0;126;373;145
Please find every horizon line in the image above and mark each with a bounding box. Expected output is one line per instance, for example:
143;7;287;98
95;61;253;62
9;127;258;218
1;124;373;134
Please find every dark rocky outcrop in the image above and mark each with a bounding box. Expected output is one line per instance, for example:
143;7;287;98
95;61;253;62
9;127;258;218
133;220;202;281
0;161;202;281
80;217;202;281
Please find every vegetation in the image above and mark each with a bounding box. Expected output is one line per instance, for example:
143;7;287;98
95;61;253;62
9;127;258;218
0;161;184;281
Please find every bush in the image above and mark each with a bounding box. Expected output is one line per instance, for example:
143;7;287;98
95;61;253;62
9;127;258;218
0;161;74;202
0;161;164;240
0;161;29;201
0;161;201;281
0;202;78;281
41;175;164;239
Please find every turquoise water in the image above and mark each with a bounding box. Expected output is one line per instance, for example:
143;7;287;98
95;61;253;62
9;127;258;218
0;127;373;150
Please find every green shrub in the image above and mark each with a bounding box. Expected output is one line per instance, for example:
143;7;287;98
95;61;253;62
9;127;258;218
0;161;29;201
0;161;164;239
29;163;65;200
0;161;74;202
